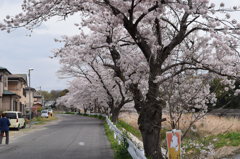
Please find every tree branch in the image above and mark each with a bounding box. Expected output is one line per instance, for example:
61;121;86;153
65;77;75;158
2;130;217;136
134;1;159;28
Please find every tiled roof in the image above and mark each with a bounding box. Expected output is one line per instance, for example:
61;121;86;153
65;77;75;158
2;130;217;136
3;90;21;98
0;66;7;69
15;74;27;83
0;66;11;74
25;87;36;91
8;74;27;84
3;90;17;95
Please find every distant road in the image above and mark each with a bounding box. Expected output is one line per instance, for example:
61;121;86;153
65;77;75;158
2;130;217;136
0;114;114;159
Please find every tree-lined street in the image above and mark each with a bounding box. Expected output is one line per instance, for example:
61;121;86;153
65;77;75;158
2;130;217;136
1;0;240;158
0;114;113;159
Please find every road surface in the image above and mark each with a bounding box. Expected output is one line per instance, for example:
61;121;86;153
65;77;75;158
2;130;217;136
0;114;114;159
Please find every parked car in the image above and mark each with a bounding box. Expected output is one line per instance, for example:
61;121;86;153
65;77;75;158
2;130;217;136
3;111;26;130
41;110;49;118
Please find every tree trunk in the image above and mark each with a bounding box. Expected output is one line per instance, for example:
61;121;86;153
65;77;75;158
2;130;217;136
111;107;121;123
84;108;88;114
139;100;164;159
138;67;165;159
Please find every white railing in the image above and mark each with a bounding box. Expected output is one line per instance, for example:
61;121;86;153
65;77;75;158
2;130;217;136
87;113;147;159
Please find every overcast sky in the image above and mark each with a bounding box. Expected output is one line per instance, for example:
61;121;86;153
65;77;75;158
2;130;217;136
0;0;80;91
0;0;239;91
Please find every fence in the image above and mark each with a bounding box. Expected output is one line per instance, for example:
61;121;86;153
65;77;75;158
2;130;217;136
88;113;147;159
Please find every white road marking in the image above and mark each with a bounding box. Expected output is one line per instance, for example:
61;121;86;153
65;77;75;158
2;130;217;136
78;142;85;146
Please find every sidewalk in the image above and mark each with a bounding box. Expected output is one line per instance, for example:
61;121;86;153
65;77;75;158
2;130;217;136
7;116;61;143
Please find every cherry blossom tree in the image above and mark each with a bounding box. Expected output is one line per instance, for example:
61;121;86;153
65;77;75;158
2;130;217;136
2;1;240;158
54;32;133;122
161;71;217;138
57;77;109;114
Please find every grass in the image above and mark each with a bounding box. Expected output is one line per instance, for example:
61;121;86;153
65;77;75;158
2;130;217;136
31;115;58;125
205;132;240;148
54;111;66;114
182;131;240;158
116;120;142;139
79;113;106;120
119;112;240;157
64;112;76;115
104;122;132;159
119;112;240;136
118;113;169;143
161;114;240;136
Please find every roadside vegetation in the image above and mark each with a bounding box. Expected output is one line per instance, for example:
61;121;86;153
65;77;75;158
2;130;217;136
115;120;141;140
31;115;57;125
78;113;106;120
64;112;76;115
104;123;132;159
183;132;240;157
119;112;240;158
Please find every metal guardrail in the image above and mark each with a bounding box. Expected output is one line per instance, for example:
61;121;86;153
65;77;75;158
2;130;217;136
88;113;147;159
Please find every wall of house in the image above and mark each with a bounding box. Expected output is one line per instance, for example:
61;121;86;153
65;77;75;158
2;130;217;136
8;81;19;111
20;83;27;113
8;80;27;113
3;76;8;90
0;76;2;111
0;97;2;112
2;96;20;111
8;81;18;91
0;72;9;90
0;72;9;112
20;82;27;106
26;90;34;108
0;79;3;96
2;96;12;111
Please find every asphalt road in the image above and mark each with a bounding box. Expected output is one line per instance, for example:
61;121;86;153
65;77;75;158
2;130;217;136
0;114;114;159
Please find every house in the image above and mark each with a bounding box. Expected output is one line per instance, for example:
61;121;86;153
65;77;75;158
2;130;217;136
8;74;28;113
0;66;41;115
25;87;36;110
32;92;43;114
34;92;43;106
0;67;21;112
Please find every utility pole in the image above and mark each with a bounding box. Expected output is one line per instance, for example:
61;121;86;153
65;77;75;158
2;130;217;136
28;68;34;128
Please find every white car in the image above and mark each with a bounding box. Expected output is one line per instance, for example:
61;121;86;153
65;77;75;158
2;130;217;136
41;110;49;118
3;111;26;130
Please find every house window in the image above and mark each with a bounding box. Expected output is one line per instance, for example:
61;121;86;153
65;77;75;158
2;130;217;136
20;103;23;112
0;75;2;82
23;89;26;97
